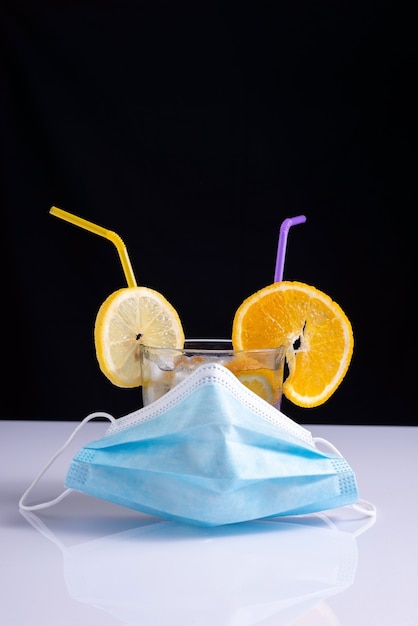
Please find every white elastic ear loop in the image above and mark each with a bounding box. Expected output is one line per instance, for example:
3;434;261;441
313;435;345;456
19;412;115;512
350;499;377;536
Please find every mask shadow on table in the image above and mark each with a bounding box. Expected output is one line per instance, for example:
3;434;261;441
20;506;374;626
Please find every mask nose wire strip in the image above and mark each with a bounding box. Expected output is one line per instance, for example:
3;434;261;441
18;412;116;511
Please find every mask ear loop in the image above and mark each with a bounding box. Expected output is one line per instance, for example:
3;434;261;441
19;412;116;512
313;435;346;456
313;436;377;531
349;500;377;536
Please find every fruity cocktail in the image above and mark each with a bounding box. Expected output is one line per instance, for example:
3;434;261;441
139;340;286;408
50;207;354;411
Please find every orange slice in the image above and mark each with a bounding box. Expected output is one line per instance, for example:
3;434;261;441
232;281;354;407
94;287;185;388
225;356;280;405
234;371;276;404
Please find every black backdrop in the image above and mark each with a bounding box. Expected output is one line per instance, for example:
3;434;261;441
1;2;415;425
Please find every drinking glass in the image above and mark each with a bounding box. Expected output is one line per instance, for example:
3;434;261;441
139;339;285;409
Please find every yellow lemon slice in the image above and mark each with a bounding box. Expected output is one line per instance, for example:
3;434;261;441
232;281;354;408
94;287;185;388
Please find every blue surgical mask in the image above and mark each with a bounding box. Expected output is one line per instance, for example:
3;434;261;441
20;364;372;527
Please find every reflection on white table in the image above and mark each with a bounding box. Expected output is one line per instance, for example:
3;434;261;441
1;421;418;625
20;505;366;625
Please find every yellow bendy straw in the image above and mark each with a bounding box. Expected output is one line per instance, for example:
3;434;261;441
49;206;137;288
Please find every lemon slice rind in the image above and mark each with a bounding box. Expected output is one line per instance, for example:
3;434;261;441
94;287;185;388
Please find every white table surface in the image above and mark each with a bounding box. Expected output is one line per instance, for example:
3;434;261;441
1;420;417;626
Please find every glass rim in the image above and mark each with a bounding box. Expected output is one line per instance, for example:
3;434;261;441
139;339;286;355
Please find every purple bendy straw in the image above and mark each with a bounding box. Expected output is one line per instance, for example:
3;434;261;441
274;215;307;283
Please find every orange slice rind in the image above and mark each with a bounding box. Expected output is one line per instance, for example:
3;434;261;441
232;281;354;407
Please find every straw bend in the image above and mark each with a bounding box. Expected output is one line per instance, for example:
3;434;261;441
280;215;306;234
274;214;307;283
49;206;137;288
